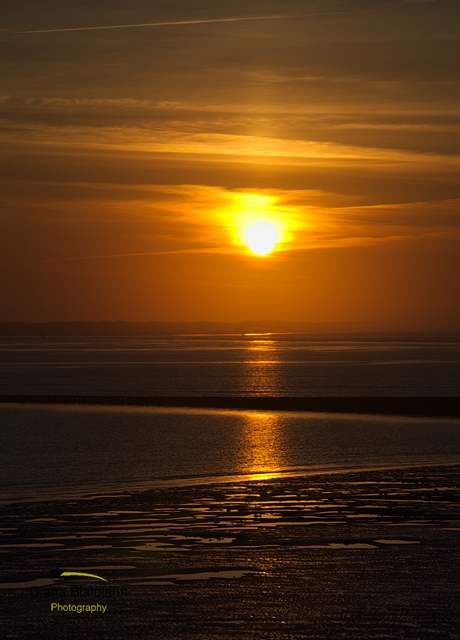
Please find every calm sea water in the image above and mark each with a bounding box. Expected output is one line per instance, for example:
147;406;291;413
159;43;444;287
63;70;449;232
0;335;459;396
1;336;459;502
1;403;460;503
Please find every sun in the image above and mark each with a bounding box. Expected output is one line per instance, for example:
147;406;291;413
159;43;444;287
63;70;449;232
244;222;278;256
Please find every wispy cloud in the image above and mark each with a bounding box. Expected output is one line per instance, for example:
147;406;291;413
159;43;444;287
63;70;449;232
20;1;405;36
3;182;460;264
39;247;230;263
3;114;459;164
19;14;301;35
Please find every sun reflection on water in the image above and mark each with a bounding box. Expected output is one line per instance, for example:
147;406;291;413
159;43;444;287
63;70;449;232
240;339;280;395
239;411;287;478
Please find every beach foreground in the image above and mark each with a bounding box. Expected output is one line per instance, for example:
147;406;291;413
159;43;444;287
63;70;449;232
2;464;460;639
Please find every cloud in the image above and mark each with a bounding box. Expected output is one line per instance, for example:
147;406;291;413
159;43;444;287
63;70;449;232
18;14;302;35
3;114;460;168
2;181;459;265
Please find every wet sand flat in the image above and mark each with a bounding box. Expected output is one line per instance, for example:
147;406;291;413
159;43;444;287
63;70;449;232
2;464;460;638
1;395;460;417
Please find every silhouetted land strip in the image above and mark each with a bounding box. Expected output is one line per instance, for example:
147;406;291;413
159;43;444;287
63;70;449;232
1;321;460;341
0;395;459;417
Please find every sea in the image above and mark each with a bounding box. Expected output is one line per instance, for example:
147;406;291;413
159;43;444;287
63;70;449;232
1;335;460;503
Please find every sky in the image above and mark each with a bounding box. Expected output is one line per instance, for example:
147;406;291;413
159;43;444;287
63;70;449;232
1;0;460;329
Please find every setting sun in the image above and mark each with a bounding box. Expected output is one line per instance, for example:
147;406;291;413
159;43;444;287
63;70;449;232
244;222;278;256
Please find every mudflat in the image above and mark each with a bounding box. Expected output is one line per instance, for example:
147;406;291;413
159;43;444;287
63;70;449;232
2;464;460;639
1;395;459;417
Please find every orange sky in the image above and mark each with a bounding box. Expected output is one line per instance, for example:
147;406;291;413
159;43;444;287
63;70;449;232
1;0;460;329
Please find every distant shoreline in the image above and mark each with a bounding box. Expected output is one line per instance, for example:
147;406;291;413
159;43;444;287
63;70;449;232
1;321;459;340
1;395;458;418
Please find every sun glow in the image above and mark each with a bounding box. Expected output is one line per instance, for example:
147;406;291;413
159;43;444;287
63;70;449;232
208;189;301;255
244;222;278;256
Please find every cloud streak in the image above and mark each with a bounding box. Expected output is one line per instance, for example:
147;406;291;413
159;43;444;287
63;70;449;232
19;14;301;35
18;0;408;35
5;183;460;267
38;247;231;262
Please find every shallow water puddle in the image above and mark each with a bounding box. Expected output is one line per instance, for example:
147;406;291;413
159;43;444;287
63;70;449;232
302;543;378;549
0;542;63;548
164;534;235;543
0;577;56;589
65;565;137;570
374;539;421;545
135;569;258;582
125;533;236;551
299;520;343;525
58;544;113;550
24;518;57;523
388;522;431;526
134;581;177;585
129;542;180;551
34;535;102;541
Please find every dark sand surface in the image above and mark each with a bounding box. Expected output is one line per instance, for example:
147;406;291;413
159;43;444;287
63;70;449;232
2;464;460;639
1;395;459;417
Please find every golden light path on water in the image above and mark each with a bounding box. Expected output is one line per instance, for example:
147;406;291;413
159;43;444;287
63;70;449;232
238;338;288;478
241;412;287;480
